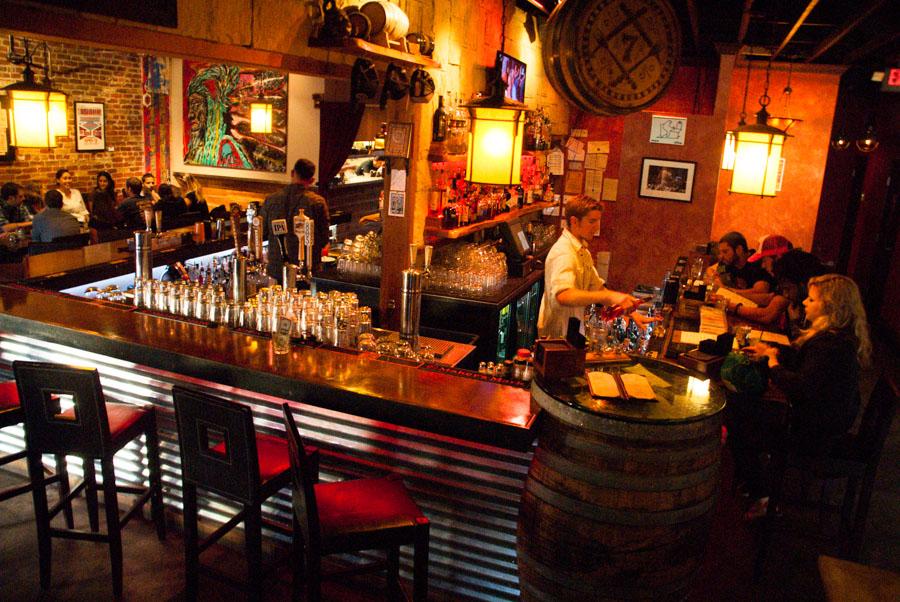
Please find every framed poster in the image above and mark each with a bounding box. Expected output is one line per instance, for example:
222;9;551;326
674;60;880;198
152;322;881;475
75;102;106;152
639;158;696;202
384;122;412;157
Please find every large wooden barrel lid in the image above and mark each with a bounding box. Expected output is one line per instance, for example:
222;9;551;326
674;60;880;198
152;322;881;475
544;0;681;115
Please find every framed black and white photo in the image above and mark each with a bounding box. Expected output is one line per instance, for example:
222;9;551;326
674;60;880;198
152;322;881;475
639;158;696;202
74;102;106;152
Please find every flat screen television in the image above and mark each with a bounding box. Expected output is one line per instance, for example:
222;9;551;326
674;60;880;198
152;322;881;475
496;51;526;103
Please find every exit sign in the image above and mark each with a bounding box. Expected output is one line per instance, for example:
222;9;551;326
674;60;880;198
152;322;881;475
883;67;900;92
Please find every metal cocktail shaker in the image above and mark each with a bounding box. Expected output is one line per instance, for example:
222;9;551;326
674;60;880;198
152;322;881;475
231;255;247;303
399;244;429;350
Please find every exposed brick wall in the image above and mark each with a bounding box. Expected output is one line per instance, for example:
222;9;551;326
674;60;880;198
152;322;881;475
0;32;144;194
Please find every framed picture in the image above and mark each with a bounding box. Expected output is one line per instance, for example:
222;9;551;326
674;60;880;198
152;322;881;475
638;158;696;202
384;122;412;157
74;102;106;152
649;115;687;145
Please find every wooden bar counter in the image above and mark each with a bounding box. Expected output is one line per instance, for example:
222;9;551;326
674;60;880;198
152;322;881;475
0;284;537;601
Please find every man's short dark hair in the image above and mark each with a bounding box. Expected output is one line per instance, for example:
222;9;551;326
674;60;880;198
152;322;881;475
1;182;21;201
719;231;748;253
142;172;154;182
564;194;604;222
44;189;64;209
293;159;316;182
126;177;143;195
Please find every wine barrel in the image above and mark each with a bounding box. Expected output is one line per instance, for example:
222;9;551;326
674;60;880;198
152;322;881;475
519;371;723;600
542;0;682;116
360;0;409;41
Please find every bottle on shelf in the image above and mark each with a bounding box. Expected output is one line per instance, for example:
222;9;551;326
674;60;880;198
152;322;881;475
432;95;448;142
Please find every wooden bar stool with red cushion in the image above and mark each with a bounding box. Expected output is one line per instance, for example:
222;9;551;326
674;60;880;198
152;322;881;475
282;403;429;602
13;361;166;599
171;386;319;602
0;381;74;526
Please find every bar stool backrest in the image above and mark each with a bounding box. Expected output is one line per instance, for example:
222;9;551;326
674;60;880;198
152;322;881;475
282;404;321;550
13;361;112;457
856;374;897;462
173;386;261;504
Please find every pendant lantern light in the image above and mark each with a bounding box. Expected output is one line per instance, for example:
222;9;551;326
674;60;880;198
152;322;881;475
2;37;68;148
728;58;789;198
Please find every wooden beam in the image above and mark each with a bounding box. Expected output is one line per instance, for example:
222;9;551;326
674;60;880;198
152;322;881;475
841;29;900;65
805;0;888;62
0;2;351;79
736;0;755;46
772;0;819;59
685;0;701;53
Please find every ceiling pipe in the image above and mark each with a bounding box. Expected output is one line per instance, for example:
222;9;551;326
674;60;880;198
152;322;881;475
805;0;888;62
736;0;755;46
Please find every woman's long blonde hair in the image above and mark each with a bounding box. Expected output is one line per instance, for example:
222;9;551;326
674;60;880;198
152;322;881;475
795;274;871;366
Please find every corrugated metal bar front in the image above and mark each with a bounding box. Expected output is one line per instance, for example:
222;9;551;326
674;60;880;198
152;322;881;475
0;333;532;601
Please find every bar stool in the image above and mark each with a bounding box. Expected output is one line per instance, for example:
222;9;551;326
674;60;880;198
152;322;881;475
171;386;319;601
13;361;166;598
282;403;429;602
1;381;75;516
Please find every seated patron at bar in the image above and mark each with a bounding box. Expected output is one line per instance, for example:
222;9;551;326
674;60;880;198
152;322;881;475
726;249;826;336
118;178;149;230
537;195;655;338
731;274;871;519
88;171;123;241
0;182;33;232
55;168;90;226
260;158;330;282
708;231;773;293
31;190;81;243
140;172;160;202
155;183;188;225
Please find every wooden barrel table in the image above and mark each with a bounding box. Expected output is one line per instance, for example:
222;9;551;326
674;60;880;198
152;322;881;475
518;357;726;600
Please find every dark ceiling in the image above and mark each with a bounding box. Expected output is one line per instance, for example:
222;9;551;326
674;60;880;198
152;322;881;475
524;0;899;68
674;0;899;67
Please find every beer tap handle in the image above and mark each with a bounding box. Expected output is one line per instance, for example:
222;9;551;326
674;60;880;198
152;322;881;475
408;243;419;268
229;203;243;254
423;245;433;273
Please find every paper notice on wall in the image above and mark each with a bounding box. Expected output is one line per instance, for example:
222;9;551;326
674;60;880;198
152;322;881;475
564;170;584;194
571;128;588;138
548;148;565;175
587;140;610;154
565;137;586;162
585;169;604;198
568;161;584;171
585;153;608;170
390;169;407;192
388;191;405;217
601;177;618;201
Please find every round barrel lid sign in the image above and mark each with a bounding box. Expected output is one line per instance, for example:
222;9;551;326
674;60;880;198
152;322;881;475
544;0;681;115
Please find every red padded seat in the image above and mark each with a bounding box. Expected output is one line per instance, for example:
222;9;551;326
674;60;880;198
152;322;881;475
317;477;428;538
212;433;315;484
0;381;20;410
61;403;148;439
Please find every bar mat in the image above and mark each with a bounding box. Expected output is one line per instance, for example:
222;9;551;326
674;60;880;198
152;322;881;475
136;308;217;328
419;364;527;388
319;344;361;356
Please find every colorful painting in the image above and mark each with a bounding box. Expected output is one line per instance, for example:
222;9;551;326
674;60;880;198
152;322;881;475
182;61;288;173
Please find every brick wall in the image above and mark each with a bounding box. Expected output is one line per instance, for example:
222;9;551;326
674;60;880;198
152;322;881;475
0;32;144;194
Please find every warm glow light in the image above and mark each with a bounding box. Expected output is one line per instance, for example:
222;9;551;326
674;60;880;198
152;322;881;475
722;131;736;170
6;87;57;148
729;127;785;197
49;90;67;137
250;101;273;134
466;107;524;185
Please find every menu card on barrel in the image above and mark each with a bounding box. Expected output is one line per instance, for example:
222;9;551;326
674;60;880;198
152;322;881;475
587;371;656;400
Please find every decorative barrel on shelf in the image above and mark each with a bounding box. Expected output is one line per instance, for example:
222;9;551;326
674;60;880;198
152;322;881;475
542;0;682;116
519;370;723;600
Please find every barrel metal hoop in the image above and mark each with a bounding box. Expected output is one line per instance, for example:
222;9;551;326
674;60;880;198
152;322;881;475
532;385;722;441
549;422;722;462
535;447;721;492
524;478;718;526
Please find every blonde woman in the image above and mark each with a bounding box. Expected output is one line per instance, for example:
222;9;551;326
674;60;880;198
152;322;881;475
739;274;871;518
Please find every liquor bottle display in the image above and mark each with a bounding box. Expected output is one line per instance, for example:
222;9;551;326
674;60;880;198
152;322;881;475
432;95;448;142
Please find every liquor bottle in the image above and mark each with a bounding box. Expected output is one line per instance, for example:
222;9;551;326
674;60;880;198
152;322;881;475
432;95;448;142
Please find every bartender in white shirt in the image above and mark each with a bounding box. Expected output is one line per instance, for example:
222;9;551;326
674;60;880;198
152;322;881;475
537;195;657;338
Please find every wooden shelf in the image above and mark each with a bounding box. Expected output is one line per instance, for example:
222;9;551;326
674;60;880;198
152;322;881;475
425;202;556;239
308;37;441;69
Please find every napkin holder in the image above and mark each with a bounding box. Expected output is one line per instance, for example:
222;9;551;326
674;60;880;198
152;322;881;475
534;338;585;381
